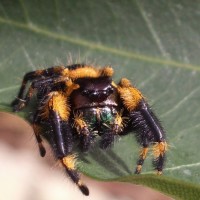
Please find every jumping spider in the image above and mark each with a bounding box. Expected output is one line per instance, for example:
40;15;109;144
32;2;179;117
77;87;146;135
12;64;167;196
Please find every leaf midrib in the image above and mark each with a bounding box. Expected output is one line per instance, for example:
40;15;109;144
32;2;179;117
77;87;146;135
0;16;200;72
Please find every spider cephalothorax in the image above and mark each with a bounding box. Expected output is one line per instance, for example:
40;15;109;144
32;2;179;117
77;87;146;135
12;64;167;196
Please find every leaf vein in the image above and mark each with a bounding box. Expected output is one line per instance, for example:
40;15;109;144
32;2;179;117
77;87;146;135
161;85;200;118
136;0;170;59
22;47;36;70
19;0;30;24
165;162;200;171
0;17;200;71
0;85;19;93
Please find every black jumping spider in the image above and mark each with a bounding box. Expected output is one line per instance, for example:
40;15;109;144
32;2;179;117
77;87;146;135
12;64;167;196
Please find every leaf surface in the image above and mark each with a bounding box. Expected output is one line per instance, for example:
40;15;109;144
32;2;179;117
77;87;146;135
1;1;200;199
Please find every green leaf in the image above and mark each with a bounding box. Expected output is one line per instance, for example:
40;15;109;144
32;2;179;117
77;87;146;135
1;1;200;199
117;175;200;200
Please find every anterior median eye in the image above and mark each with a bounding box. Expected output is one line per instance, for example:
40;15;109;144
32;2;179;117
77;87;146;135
107;86;114;94
82;89;89;95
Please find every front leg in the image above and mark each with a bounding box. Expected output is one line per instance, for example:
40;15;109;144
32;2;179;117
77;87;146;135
100;111;124;149
11;66;69;111
131;100;167;174
11;70;45;110
47;92;89;195
74;112;94;152
117;78;167;174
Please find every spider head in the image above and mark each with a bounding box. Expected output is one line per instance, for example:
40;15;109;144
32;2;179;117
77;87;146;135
75;77;114;102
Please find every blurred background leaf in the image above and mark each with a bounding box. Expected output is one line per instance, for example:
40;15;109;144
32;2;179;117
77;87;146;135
1;0;200;199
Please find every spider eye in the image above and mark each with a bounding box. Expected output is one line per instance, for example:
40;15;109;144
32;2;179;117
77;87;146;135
82;89;89;95
107;86;114;94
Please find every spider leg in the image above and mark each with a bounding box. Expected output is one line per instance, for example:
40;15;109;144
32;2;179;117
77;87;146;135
47;92;89;195
74;113;94;152
12;78;44;112
117;78;167;174
12;75;69;112
12;70;47;108
51;110;89;194
12;66;68;110
11;70;43;107
61;155;89;196
130;100;167;174
14;82;35;111
32;110;46;157
140;100;167;174
100;111;124;149
31;94;59;157
135;140;149;174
